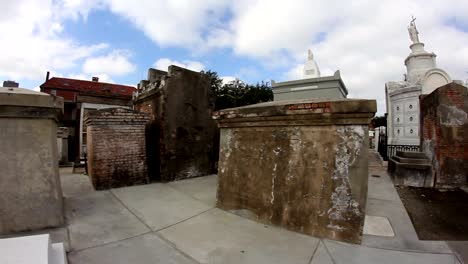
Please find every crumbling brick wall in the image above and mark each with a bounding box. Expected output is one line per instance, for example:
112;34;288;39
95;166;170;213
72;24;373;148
420;82;468;187
133;66;217;181
85;108;151;190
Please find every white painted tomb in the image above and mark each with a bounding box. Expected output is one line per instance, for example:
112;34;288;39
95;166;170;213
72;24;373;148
385;18;451;146
272;50;348;101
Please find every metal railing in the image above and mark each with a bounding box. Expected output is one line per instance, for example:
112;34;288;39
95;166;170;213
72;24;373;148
387;145;420;159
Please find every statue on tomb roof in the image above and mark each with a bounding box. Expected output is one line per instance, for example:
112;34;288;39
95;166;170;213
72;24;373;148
303;49;321;78
408;16;420;44
308;49;314;61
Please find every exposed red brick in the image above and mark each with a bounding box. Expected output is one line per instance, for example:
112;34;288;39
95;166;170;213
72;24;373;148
84;108;151;190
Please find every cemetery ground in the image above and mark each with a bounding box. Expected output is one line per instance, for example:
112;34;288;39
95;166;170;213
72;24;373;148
396;186;468;241
1;151;466;264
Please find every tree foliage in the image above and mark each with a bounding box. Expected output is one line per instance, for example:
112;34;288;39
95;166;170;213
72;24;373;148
371;115;387;128
202;70;273;110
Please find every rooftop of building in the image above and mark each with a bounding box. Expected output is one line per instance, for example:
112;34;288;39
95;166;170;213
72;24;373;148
41;77;136;97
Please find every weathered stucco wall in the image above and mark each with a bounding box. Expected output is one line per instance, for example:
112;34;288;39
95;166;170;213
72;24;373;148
85;108;151;190
0;87;64;234
214;99;376;244
134;66;217;181
420;82;468;187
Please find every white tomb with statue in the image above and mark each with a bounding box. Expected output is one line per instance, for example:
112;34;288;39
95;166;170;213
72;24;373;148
272;50;348;101
385;18;451;146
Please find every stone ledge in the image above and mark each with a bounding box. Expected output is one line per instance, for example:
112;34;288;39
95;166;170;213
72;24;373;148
213;98;376;120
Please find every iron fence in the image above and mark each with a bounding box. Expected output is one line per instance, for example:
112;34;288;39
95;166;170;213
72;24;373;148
386;145;420;159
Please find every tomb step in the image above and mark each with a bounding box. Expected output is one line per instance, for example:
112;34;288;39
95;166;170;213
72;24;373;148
395;150;427;159
392;156;431;165
51;243;68;264
0;234;66;264
388;151;434;187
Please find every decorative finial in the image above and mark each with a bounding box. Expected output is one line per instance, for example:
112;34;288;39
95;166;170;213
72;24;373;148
408;16;420;44
308;49;314;61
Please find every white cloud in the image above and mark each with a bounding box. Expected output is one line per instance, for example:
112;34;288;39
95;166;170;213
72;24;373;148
2;0;468;115
102;0;231;48
83;50;136;76
67;73;115;83
224;0;468;114
0;0;108;82
221;76;236;85
91;0;468;115
153;58;205;72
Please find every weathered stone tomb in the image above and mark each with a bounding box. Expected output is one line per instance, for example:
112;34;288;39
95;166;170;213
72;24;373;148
0;87;64;234
133;66;217;181
420;82;467;187
214;98;376;244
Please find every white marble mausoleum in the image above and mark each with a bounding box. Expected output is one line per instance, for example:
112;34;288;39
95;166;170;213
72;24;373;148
385;18;451;146
272;50;348;101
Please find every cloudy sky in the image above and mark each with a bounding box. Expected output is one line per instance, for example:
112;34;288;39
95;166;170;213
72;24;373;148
1;0;467;114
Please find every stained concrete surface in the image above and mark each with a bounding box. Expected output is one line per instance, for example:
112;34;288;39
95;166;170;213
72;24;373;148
4;151;465;264
111;183;212;231
324;239;457;264
66;190;150;251
159;208;320;264
68;233;196;264
167;175;218;207
310;241;334;264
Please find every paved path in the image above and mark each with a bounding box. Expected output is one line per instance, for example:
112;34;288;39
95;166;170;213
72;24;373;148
7;152;464;263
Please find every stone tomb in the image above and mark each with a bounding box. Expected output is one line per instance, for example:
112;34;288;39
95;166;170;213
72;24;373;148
213;98;376;244
420;82;467;187
0;87;64;234
133;66;217;181
84;108;151;190
388;151;434;187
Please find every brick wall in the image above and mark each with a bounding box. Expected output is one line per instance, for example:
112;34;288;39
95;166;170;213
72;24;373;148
134;99;155;119
85;108;151;190
420;82;468;187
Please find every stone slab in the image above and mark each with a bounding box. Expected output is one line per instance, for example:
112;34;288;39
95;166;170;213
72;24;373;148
363;215;395;237
324;240;457;264
68;233;196;264
0;87;63;109
167;175;218;206
0;234;50;264
0;227;70;252
213;98;376;121
66;191;150;251
51;243;67;264
158;208;319;264
111;183;213;231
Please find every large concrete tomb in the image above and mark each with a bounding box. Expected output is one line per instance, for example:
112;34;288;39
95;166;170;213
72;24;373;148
213;98;376;244
0;87;65;234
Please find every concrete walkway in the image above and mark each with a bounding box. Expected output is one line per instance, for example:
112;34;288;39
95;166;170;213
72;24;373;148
6;152;464;264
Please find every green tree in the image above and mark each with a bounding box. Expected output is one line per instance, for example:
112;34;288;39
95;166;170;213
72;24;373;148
371;115;387;128
202;70;274;110
201;70;223;95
